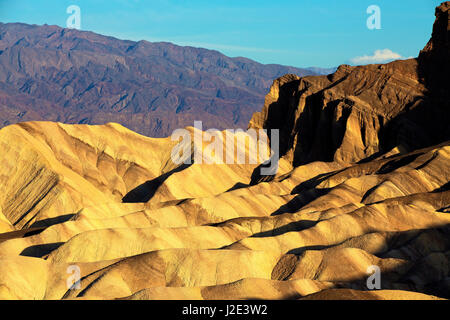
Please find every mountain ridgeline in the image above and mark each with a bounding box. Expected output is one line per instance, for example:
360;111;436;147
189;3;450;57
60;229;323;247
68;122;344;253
0;22;331;137
0;2;448;301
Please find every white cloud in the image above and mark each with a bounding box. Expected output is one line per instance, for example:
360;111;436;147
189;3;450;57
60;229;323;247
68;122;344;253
350;49;410;65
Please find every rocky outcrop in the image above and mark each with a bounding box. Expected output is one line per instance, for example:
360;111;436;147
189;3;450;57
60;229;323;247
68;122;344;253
0;3;448;301
250;2;449;166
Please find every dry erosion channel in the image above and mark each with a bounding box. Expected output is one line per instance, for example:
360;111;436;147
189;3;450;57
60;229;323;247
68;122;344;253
0;2;449;300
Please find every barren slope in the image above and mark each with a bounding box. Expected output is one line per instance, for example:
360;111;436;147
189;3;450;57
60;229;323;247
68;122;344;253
0;22;327;137
0;2;448;301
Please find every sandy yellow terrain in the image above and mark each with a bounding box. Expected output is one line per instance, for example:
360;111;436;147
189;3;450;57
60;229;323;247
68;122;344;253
0;2;448;301
0;119;448;300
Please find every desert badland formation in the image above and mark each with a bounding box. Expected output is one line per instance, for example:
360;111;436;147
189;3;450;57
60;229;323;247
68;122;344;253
0;3;449;300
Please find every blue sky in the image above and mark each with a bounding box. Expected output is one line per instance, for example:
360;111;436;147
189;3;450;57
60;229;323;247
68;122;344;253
0;0;442;68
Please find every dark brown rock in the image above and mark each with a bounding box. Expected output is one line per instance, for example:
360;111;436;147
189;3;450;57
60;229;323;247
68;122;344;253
250;2;450;166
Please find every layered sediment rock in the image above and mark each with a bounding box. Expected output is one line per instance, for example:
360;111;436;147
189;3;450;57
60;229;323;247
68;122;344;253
250;3;449;166
0;2;448;301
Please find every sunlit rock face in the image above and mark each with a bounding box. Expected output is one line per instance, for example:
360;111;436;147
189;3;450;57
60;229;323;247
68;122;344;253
0;2;449;301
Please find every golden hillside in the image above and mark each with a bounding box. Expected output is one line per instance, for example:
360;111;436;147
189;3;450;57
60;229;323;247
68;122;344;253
0;2;449;301
0;119;448;300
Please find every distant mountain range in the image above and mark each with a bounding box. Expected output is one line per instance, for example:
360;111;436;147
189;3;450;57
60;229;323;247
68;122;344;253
0;22;333;137
0;2;449;301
